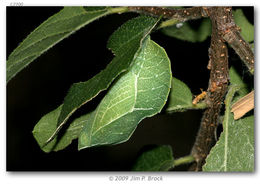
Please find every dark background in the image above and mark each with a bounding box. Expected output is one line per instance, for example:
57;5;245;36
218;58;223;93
6;7;253;171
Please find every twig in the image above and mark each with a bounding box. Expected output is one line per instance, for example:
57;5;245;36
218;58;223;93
128;6;254;74
212;7;254;74
128;7;208;22
157;19;180;29
173;155;195;167
190;7;230;171
231;90;254;120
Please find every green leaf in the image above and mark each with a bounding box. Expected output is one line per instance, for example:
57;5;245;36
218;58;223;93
132;145;174;171
46;16;159;145
162;18;211;42
32;105;92;152
83;7;108;11
203;85;254;172
7;7;114;83
233;9;254;43
166;77;206;112
203;115;254;171
78;37;172;149
166;78;193;111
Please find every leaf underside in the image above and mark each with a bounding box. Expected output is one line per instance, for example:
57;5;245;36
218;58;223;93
7;7;111;83
78;37;172;150
132;145;174;171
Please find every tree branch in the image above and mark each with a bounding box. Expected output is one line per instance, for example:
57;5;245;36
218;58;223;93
222;26;254;74
189;6;254;171
190;7;230;171
209;7;254;74
128;6;254;74
128;7;208;22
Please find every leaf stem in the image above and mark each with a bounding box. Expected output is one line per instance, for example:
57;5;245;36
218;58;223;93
224;85;241;112
173;155;195;167
109;7;129;14
166;102;207;113
192;102;207;109
157;19;179;29
128;7;207;22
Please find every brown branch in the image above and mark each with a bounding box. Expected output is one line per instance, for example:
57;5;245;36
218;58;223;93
128;7;208;22
210;7;254;74
128;6;254;74
190;7;230;171
222;26;254;74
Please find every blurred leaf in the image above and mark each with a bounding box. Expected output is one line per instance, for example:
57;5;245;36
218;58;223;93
162;18;211;42
166;77;206;112
233;9;254;43
132;145;174;171
44;16;159;145
33;105;92;152
251;43;254;50
78;37;172;149
7;7;111;83
229;66;249;103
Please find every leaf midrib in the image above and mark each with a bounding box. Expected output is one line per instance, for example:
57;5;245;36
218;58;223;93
221;85;240;171
91;74;138;137
90;49;147;138
223;105;230;171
